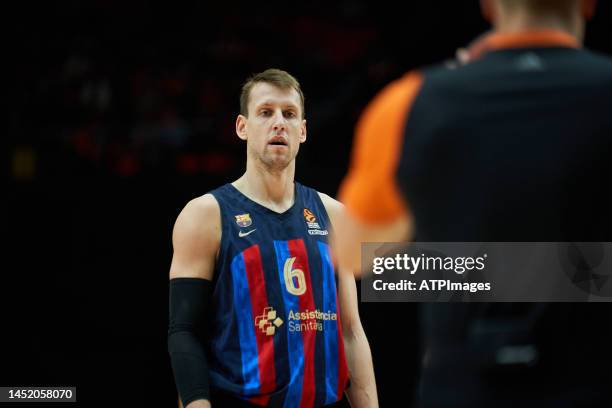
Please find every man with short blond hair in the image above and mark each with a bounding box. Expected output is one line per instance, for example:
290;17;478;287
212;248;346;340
169;69;378;408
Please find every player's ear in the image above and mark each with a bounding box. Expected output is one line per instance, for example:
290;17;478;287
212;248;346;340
236;114;248;141
299;119;307;143
581;0;597;20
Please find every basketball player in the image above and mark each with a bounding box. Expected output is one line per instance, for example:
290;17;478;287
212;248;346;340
168;69;378;408
337;0;612;406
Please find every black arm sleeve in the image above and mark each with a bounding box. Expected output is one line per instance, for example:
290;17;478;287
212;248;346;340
168;278;212;407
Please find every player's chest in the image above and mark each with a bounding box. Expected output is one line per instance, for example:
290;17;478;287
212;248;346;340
228;207;330;248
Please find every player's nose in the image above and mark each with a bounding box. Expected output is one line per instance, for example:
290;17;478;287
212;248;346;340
272;110;288;131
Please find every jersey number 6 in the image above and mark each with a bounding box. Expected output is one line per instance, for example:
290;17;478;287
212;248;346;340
283;257;307;296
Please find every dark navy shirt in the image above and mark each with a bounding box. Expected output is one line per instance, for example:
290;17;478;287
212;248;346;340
207;182;348;408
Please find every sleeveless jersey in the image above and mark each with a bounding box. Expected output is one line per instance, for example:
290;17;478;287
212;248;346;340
207;182;349;408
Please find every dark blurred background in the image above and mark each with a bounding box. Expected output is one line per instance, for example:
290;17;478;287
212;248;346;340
3;1;612;406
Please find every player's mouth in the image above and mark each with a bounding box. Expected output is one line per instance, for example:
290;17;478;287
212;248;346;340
268;136;288;147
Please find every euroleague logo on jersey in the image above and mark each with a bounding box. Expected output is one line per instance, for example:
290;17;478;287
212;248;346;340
304;208;328;236
303;208;316;223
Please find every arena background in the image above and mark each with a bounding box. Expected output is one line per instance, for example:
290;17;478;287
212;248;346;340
4;1;612;406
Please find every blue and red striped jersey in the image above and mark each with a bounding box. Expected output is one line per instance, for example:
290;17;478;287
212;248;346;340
207;182;349;407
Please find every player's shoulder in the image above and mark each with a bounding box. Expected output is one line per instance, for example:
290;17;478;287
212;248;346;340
317;192;344;223
181;193;220;221
317;191;343;209
173;194;221;242
170;194;221;280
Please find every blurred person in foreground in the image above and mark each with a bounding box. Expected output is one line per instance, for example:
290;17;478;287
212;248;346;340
168;69;378;408
336;0;612;406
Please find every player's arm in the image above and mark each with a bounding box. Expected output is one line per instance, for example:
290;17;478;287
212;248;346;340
335;72;423;277
168;194;221;408
320;193;379;408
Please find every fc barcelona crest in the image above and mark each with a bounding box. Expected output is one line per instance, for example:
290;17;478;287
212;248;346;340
235;213;252;228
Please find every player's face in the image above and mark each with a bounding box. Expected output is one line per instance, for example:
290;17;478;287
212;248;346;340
236;82;307;170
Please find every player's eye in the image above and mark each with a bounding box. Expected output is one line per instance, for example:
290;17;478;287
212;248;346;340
284;111;296;118
260;109;271;116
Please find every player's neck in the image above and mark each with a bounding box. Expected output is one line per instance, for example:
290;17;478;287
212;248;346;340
494;12;583;41
233;161;296;213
